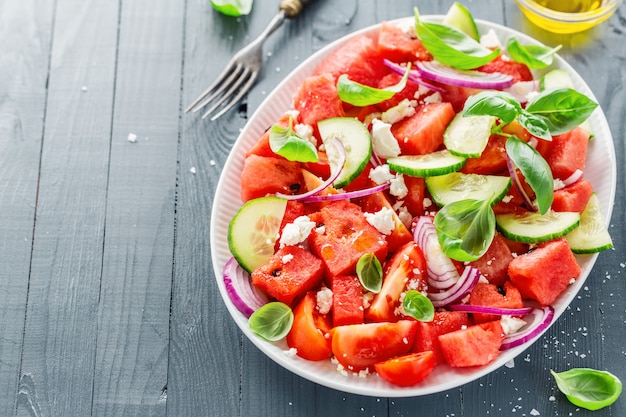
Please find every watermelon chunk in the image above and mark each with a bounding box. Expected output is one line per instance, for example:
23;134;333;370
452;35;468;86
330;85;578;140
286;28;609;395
251;246;324;306
377;21;432;63
240;154;304;202
293;73;345;130
552;179;593;213
469;233;514;286
468;281;524;323
545;127;589;180
246;113;291;158
461;133;508;175
331;275;364;327
508;238;581;305
478;55;533;83
391;102;455;156
438;321;504;367
411;311;469;366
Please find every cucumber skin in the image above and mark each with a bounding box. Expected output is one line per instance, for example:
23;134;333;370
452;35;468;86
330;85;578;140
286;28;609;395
566;193;613;254
495;211;580;244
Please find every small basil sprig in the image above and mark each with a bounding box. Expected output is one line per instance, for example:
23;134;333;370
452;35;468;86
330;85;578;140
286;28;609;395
337;63;411;106
506;137;554;214
506;37;562;69
551;368;623;411
414;7;499;70
269;116;318;163
434;198;495;262
403;290;435;322
210;0;253;16
356;253;383;293
249;302;294;342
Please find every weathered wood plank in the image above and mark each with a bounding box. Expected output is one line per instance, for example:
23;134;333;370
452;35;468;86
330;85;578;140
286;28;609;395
0;0;54;414
15;0;118;416
90;0;184;416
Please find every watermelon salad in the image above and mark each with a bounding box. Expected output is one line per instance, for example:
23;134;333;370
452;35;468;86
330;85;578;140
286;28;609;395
221;4;613;388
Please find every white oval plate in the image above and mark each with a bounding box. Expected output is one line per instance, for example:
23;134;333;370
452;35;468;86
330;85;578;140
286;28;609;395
210;16;616;397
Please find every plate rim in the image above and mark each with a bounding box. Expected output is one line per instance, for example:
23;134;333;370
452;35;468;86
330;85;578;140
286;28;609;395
209;15;617;397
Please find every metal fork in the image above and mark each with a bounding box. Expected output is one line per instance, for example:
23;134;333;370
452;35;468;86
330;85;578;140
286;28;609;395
186;0;313;121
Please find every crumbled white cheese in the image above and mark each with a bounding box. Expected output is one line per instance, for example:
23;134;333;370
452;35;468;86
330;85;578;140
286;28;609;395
283;347;298;358
362;292;374;309
500;315;527;335
423;197;433;209
397;205;413;229
422;92;442;104
501;194;514;203
554;177;565;191
530;409;540;416
480;28;502;49
390;174;408;199
281;253;294;264
364;207;395;235
381;98;415;124
279;215;316;247
127;133;138;143
370;119;401;158
369;164;395;185
295;123;317;147
189;166;197;174
316;287;333;315
504;359;515;369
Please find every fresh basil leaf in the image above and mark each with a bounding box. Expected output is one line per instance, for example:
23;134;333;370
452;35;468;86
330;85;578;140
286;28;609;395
337;63;411;106
434;198;495;262
403;290;435;322
210;0;253;16
249;302;293;342
506;37;562;69
525;87;598;135
269;118;318;163
414;7;499;70
517;110;551;141
505;137;554;214
462;90;522;124
551;368;623;411
356;253;383;293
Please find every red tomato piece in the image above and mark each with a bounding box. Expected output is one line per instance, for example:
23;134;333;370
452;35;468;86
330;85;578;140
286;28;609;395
374;351;436;387
287;291;332;361
330;320;417;372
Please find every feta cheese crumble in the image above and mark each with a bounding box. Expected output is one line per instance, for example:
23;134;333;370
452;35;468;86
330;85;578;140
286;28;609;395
364;207;395;235
381;99;415;124
279;215;316;247
369;164;395;185
370;119;401;158
316;287;333;315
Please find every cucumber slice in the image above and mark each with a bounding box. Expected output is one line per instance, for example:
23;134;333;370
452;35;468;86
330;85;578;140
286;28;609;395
318;117;372;189
443;2;480;40
443;113;497;158
228;196;288;273
387;150;466;178
540;69;593;137
426;172;511;207
496;210;580;244
566;193;613;254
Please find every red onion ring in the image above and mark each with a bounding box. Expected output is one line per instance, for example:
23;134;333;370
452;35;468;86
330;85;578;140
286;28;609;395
501;306;555;350
416;61;514;90
300;182;391;203
383;59;446;94
562;169;583;186
413;216;460;289
427;266;481;308
447;304;534;316
223;257;269;318
276;137;345;201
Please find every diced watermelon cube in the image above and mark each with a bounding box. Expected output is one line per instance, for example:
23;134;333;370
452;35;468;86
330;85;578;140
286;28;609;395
293;73;345;131
377;21;432;63
468;281;524;323
438;321;504;367
391;102;455;156
331;275;364;327
240;154;304;202
552;179;593;213
461;133;508;175
411;311;469;366
478;55;533;83
469;233;515;286
508;238;581;305
545;127;590;180
251;246;324;306
246;113;292;158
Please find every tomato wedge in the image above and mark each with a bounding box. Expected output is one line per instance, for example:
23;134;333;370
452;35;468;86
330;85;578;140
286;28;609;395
286;292;332;361
374;351;436;387
330;320;417;371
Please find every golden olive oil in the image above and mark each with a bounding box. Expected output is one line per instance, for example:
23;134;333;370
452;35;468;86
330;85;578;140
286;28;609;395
534;0;602;13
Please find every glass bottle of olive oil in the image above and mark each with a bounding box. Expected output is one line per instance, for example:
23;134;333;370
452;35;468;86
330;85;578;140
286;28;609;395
535;0;602;13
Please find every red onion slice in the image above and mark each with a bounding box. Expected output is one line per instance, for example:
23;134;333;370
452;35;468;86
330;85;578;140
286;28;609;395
383;59;446;94
562;169;583;186
506;153;536;211
413;216;460;289
501;306;555;350
416;61;514;90
223;257;269;318
276;137;345;201
447;304;534;316
427;266;481;308
300;182;391;203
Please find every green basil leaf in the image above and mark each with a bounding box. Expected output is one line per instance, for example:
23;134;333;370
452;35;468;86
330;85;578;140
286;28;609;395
517;110;551;141
525;87;598;135
337;63;411;106
434;198;495;262
210;0;253;16
415;7;499;70
506;37;562;69
551;368;623;411
505;137;554;214
269;118;318;163
403;290;435;322
356;253;383;293
249;302;294;341
462;90;522;124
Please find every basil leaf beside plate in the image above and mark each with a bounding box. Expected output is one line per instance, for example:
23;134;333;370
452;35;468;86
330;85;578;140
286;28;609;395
210;0;253;16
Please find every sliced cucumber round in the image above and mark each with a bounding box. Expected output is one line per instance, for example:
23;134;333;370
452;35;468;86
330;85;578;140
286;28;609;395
228;196;288;273
496;210;580;244
443;113;496;158
426;172;511;207
387;150;466;178
318;117;372;189
443;2;480;41
566;193;613;254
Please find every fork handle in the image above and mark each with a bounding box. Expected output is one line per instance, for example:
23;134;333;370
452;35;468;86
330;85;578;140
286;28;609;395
279;0;314;18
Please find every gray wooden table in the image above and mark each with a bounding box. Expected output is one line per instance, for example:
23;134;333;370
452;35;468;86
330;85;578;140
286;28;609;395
0;0;624;416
